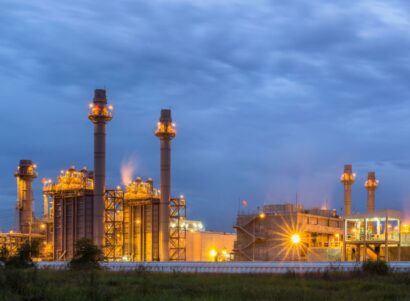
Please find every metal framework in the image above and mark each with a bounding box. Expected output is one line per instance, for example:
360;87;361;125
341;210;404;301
0;232;44;256
104;189;124;261
169;196;186;261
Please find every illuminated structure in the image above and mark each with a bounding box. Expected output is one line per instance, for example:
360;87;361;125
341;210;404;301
234;204;344;261
15;160;38;233
364;171;378;213
123;177;160;261
344;210;401;261
186;231;236;262
88;89;113;248
340;164;355;216
43;167;94;259
155;109;176;261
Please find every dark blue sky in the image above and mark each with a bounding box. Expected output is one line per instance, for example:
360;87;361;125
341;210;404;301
1;1;410;232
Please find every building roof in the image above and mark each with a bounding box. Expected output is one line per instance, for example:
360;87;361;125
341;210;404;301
345;209;401;220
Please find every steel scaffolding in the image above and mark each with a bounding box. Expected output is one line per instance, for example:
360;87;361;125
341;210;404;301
104;189;124;261
169;196;186;261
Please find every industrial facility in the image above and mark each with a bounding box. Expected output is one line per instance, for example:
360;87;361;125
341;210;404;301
0;89;191;262
0;89;409;263
234;164;410;262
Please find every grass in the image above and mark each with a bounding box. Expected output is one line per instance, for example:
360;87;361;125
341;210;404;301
0;269;410;301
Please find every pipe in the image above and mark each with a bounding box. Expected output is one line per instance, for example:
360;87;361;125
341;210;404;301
88;89;113;248
155;109;176;261
15;160;37;233
340;164;355;216
364;171;378;213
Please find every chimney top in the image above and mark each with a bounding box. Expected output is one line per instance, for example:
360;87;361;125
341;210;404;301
368;171;376;180
93;89;107;104
160;109;172;122
344;164;352;173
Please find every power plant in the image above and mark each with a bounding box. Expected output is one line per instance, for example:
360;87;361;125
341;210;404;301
0;90;409;263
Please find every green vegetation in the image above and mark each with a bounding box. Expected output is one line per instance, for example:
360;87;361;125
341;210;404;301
362;260;390;275
0;269;410;301
0;240;40;269
69;238;103;270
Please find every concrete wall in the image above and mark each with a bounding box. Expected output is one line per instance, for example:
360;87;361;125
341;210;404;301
186;231;236;261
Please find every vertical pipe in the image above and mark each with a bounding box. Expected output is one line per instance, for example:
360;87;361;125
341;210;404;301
343;184;352;216
94;120;105;247
160;138;171;261
88;89;113;248
155;109;176;261
15;160;37;233
340;164;355;216
365;171;378;213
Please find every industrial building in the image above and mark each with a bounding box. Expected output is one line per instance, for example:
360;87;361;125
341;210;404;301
0;89;187;262
234;164;409;262
186;231;236;262
234;204;343;261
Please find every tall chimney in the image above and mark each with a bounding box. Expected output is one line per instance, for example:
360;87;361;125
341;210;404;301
364;171;378;213
155;109;176;261
15;160;37;233
88;89;113;248
340;164;355;216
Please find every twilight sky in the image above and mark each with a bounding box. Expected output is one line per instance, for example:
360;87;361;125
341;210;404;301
1;0;410;232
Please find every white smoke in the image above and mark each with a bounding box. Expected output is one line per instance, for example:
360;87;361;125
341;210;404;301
120;155;138;186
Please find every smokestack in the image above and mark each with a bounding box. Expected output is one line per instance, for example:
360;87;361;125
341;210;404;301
155;109;176;261
340;164;355;216
88;89;113;248
15;160;37;233
364;171;378;213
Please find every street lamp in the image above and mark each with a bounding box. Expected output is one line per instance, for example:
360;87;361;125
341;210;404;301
291;233;301;245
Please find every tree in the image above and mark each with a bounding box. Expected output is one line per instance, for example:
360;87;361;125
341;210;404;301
4;240;40;269
69;238;103;270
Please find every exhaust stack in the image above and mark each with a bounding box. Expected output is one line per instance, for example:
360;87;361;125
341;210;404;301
88;89;113;248
364;171;378;213
340;164;355;216
155;109;176;261
15;160;37;233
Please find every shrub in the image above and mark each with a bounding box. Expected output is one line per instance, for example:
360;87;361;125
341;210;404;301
4;240;40;269
362;260;389;275
0;246;9;263
69;238;103;270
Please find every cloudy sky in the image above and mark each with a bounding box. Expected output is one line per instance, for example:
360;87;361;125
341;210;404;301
1;0;410;232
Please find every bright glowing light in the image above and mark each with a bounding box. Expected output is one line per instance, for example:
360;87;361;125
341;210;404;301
136;220;141;225
108;105;113;110
40;224;46;229
259;212;266;219
291;233;301;244
209;249;217;258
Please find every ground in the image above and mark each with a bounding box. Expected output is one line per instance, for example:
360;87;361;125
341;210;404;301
0;269;410;301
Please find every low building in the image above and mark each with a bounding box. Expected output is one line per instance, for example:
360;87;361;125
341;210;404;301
185;227;236;261
234;203;344;261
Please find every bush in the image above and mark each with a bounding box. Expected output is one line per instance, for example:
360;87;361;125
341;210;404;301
69;238;103;270
4;240;40;269
362;260;389;275
0;246;9;263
